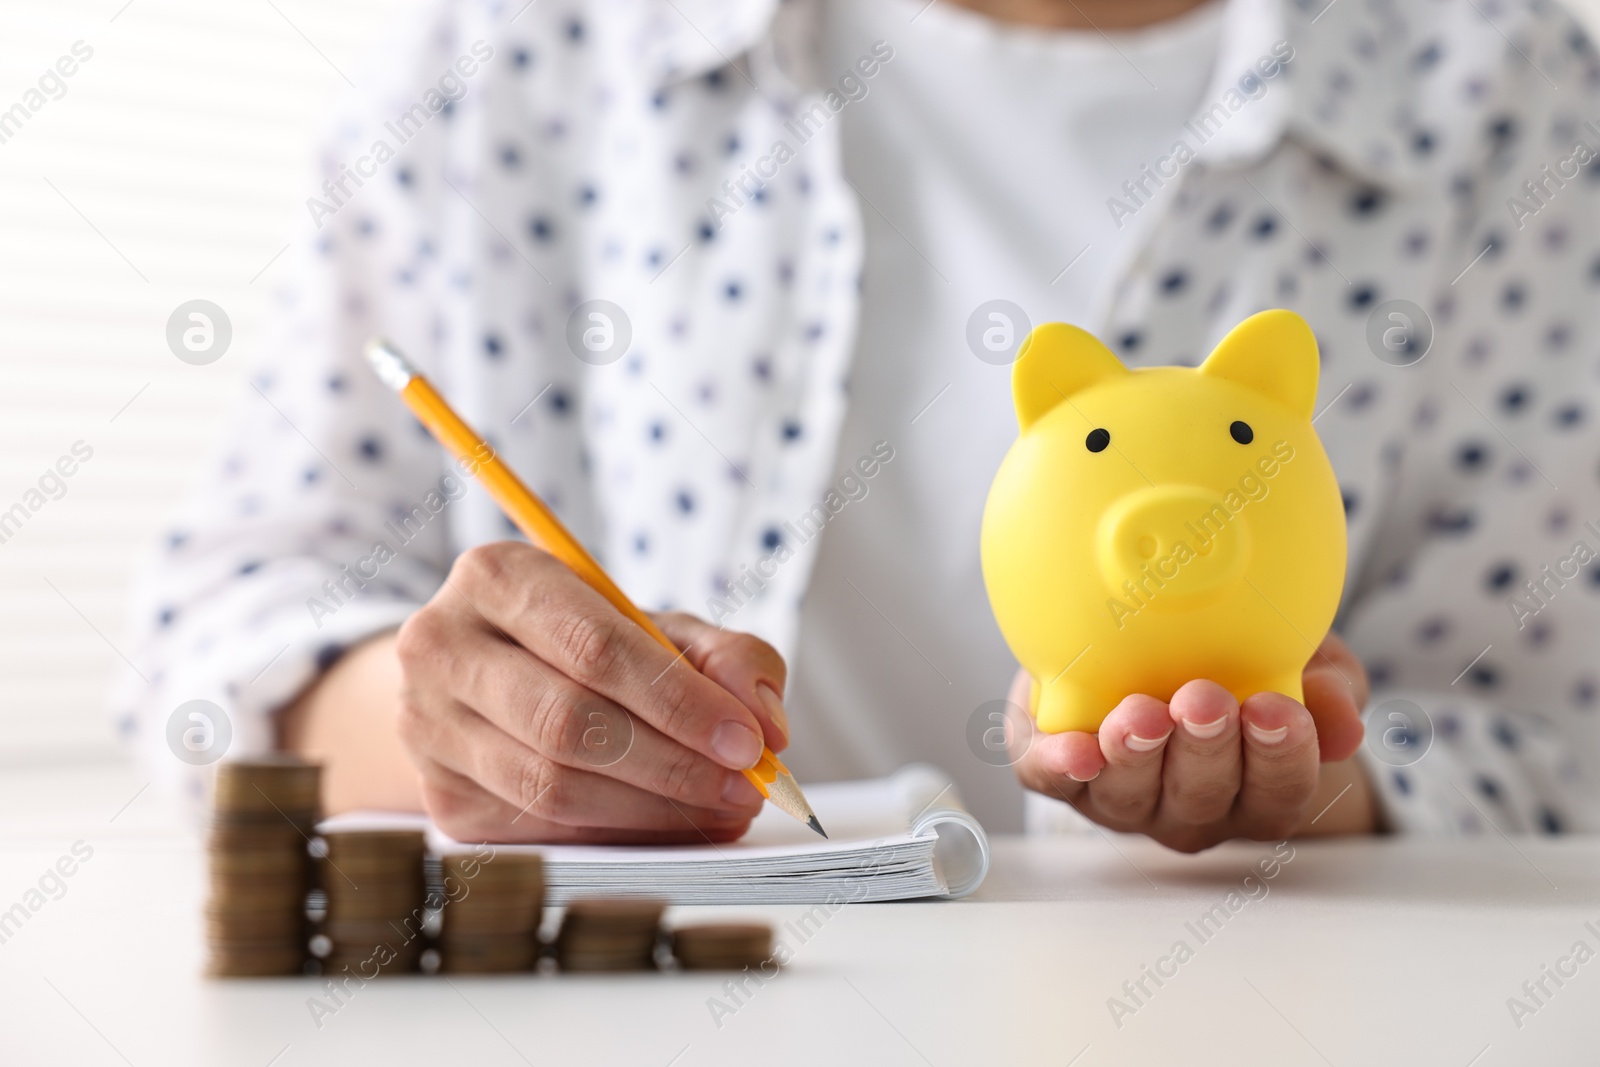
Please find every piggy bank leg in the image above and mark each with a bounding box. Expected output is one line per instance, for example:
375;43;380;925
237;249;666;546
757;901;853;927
1033;677;1106;734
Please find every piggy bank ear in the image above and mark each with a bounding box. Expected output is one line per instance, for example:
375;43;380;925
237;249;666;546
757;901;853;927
1198;309;1320;420
1012;323;1129;431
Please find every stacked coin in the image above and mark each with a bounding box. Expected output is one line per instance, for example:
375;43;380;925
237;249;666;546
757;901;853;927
555;898;665;972
670;923;775;971
437;852;545;973
205;758;320;977
319;830;428;977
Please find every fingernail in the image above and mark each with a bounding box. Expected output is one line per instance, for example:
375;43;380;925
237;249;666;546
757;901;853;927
1245;722;1289;746
1180;715;1229;740
722;774;764;806
756;681;789;743
710;721;763;769
1065;768;1100;783
1125;730;1172;753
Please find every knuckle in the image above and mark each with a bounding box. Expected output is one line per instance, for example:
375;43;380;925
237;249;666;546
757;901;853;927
395;610;444;674
450;543;495;588
1105;745;1158;772
1249;778;1317;820
550;608;625;683
657;747;704;800
514;756;564;822
453;541;518;587
649;676;702;740
523;679;579;756
1264;772;1317;805
1167;779;1236;821
511;549;571;615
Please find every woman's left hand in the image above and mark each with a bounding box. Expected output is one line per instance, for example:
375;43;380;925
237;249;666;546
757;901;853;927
1010;633;1376;852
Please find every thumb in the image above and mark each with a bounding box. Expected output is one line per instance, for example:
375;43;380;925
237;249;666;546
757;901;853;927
650;611;790;751
1300;632;1369;763
1302;657;1365;762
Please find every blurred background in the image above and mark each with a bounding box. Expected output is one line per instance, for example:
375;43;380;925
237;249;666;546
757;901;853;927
0;0;417;780
4;0;1600;777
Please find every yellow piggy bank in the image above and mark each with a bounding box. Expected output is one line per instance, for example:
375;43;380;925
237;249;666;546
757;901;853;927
980;309;1347;734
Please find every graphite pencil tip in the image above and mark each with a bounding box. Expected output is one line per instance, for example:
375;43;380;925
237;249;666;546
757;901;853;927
764;765;825;836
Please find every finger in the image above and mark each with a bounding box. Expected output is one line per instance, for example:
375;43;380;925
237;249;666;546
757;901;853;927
448;542;768;771
445;626;765;812
410;694;755;833
1302;657;1366;762
1234;691;1320;836
416;760;751;845
1159;680;1242;826
1303;631;1367;761
1314;632;1370;708
1080;695;1174;827
1007;666;1103;799
1013;729;1104;808
652;611;790;749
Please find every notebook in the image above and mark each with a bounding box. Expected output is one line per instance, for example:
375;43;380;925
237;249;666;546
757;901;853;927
321;764;990;905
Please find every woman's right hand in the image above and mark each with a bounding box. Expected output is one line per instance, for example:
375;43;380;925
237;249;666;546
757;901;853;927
394;541;790;844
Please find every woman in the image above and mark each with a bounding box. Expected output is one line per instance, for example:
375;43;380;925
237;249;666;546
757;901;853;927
121;0;1600;848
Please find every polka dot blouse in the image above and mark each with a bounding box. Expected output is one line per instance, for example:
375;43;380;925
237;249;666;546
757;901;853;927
118;0;1600;835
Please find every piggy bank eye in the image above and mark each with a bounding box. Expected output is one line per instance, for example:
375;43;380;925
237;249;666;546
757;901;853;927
1085;428;1111;453
1229;420;1254;444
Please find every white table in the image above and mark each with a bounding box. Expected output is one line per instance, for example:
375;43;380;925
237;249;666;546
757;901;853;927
1;762;1595;1066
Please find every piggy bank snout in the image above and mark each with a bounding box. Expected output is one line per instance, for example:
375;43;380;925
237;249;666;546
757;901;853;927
1096;485;1252;606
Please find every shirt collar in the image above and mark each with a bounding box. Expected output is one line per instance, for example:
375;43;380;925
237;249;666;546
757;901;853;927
1282;0;1434;193
1186;0;1292;168
635;0;1421;192
1193;0;1423;193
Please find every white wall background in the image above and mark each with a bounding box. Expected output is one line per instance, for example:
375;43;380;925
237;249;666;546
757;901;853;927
0;0;419;765
3;0;1600;766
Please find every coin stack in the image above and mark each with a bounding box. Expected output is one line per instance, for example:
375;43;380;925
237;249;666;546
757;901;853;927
205;758;320;977
670;923;775;971
437;852;545;973
554;898;666;972
319;830;428;977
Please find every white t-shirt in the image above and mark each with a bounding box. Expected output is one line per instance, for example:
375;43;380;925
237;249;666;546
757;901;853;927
787;0;1226;827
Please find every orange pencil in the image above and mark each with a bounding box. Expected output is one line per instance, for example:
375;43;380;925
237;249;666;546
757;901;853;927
364;338;825;837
